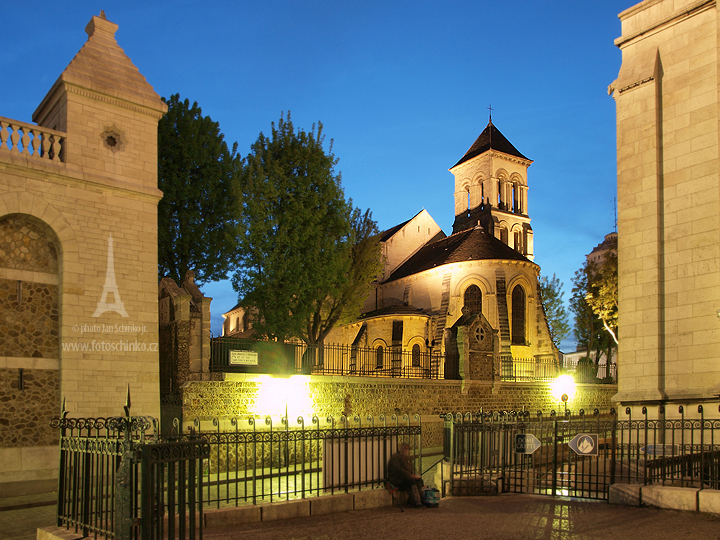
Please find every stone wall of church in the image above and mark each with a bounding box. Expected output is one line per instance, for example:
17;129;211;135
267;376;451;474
0;13;166;495
180;376;617;425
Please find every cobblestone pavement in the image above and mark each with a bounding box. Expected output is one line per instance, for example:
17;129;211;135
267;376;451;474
6;494;720;540
0;494;56;540
203;496;720;540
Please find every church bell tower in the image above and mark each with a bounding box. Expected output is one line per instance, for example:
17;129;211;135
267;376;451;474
449;120;534;260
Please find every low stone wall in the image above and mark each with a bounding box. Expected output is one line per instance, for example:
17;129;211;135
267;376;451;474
181;375;617;422
609;484;720;515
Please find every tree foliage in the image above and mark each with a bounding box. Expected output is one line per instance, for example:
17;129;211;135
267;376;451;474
570;263;602;356
303;208;383;344
233;113;382;345
570;242;618;365
585;249;619;345
158;94;241;284
538;273;570;350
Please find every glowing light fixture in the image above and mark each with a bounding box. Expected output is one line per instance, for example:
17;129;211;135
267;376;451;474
550;374;576;403
252;375;313;418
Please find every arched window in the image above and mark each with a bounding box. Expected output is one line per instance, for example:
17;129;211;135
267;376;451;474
500;226;509;245
412;344;421;367
464;285;482;315
514;230;524;254
512;285;526;345
376;346;384;369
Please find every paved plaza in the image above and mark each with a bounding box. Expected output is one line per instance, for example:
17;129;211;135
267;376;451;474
3;493;720;540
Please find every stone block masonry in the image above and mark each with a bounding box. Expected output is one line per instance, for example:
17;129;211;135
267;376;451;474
181;375;617;423
0;13;167;495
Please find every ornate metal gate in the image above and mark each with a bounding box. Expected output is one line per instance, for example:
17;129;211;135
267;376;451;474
445;410;616;500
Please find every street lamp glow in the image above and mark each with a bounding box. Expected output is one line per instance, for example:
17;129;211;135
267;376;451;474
252;375;313;418
550;374;576;402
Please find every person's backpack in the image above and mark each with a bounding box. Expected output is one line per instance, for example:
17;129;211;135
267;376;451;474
422;487;440;508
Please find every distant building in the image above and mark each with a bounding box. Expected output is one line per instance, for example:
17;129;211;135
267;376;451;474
586;232;617;266
610;0;720;406
222;121;557;374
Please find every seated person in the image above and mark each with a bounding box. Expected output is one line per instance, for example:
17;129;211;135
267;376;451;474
387;442;424;507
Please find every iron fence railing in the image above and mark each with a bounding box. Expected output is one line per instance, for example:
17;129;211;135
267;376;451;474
614;405;720;489
210;337;447;379
178;414;422;507
52;398;422;538
52;397;209;540
444;404;720;501
500;356;560;382
499;357;616;384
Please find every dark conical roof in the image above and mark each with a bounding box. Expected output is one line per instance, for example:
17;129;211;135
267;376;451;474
386;226;531;282
451;120;530;168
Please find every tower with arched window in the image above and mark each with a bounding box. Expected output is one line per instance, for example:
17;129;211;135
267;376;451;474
449;120;534;260
326;122;556;380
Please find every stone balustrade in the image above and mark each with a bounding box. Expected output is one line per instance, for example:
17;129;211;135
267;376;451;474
0;116;65;161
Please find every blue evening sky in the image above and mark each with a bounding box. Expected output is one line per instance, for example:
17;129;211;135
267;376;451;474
0;1;633;351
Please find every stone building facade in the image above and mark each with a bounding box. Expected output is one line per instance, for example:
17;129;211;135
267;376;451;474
0;14;165;496
611;0;720;406
322;120;556;374
207;121;615;438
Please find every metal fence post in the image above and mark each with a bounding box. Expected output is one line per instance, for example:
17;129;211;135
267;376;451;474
115;398;135;540
55;400;68;527
139;444;153;540
552;413;558;497
114;432;134;540
610;408;617;485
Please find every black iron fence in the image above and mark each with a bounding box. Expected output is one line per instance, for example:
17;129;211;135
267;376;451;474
51;398;422;538
445;404;720;501
178;414;422;507
210;337;446;379
52;399;209;540
615;405;720;489
500;356;560;382
210;338;617;384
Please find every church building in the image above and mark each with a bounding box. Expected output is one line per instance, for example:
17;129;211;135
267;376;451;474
322;120;557;376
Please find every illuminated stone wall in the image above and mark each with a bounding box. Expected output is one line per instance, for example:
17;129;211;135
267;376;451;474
181;376;617;425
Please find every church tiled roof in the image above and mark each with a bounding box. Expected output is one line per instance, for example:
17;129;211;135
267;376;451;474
361;305;430;318
451;120;530;168
386;226;530;282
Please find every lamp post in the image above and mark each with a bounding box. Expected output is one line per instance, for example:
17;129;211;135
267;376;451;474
550;375;575;416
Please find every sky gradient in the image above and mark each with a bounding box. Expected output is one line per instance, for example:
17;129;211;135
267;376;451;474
1;1;633;351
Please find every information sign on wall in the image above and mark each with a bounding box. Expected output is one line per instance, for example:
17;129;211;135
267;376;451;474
229;350;259;366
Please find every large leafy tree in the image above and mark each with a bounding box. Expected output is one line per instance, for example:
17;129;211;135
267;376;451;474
233;113;381;345
571;254;617;369
585;249;618;345
158;94;241;284
570;262;601;355
303;207;383;344
538;273;570;350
